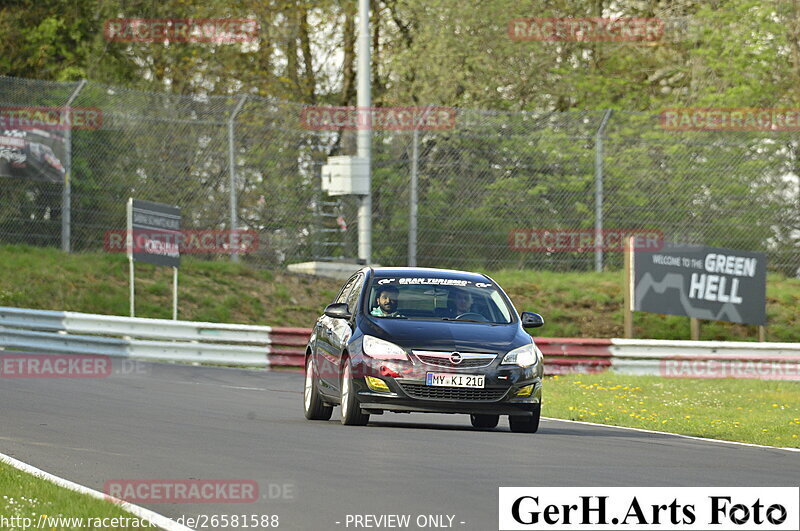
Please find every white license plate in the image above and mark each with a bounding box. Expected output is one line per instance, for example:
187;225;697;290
425;372;485;388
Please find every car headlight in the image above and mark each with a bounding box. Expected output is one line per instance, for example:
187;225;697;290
501;343;539;367
362;335;409;361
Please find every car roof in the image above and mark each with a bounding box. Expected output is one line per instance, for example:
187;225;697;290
368;266;490;283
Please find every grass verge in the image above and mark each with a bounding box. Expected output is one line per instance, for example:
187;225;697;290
1;244;799;340
0;461;157;529
544;373;800;448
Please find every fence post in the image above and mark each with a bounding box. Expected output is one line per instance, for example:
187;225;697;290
594;109;613;272
408;127;419;266
228;94;247;262
356;0;372;265
61;79;87;253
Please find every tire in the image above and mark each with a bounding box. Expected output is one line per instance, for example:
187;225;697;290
509;403;541;433
470;414;499;429
304;356;333;421
340;361;370;426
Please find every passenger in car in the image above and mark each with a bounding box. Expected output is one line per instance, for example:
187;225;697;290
447;288;473;316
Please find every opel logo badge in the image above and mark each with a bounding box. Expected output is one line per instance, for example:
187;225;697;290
450;352;462;364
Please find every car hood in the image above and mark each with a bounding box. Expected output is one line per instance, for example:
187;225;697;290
361;316;528;353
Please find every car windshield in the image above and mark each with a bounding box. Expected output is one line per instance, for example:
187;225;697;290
365;276;514;324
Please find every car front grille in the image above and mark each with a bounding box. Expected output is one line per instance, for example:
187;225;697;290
412;350;497;369
398;383;509;401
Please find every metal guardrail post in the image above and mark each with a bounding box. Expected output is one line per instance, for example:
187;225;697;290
61;79;87;253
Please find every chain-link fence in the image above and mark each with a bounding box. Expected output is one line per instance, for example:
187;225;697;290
1;75;798;275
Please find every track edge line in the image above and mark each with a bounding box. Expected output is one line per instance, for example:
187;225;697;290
542;416;800;453
0;452;194;530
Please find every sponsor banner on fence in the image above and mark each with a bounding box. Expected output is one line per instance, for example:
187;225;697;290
499;487;799;530
0;128;69;183
104;18;260;43
299;106;456;130
127;199;181;268
661;108;800;131
633;242;767;325
104;229;258;254
509;229;663;253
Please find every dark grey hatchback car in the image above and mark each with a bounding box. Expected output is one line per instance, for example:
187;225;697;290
303;267;545;432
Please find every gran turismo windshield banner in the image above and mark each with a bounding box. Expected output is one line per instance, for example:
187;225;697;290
376;277;495;288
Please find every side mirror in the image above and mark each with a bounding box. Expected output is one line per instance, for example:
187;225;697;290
324;303;352;320
521;312;544;329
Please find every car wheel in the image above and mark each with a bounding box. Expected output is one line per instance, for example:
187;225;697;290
470;414;499;429
509;404;541;433
340;360;370;426
304;356;333;421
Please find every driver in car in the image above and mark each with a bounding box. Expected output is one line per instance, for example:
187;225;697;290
371;285;403;317
448;288;473;317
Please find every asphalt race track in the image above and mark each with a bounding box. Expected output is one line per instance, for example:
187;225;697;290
1;358;798;530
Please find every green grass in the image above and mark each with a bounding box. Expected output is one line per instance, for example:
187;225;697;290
0;244;798;339
544;373;800;448
0;461;156;530
0;244;341;327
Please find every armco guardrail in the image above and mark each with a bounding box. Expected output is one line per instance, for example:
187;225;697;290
260;329;612;375
611;338;800;380
0;307;273;367
1;306;797;379
537;338;612;375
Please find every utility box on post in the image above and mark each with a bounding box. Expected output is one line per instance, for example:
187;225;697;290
321;156;369;196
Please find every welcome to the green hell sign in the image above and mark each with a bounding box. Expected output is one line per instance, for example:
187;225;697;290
634;244;767;326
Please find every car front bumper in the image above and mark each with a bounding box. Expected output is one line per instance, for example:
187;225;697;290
350;355;542;417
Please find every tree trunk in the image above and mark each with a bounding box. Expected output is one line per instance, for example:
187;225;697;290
342;2;356;106
299;7;316;103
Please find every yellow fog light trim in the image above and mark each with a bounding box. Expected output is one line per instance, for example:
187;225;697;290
516;384;534;397
365;376;391;393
